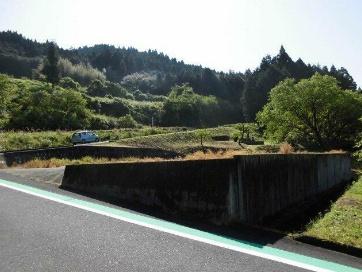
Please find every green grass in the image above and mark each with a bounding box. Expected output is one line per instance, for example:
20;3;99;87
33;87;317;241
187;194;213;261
0;123;262;152
110;123;265;154
12;156;170;168
113;126;242;153
0;127;186;151
0;131;72;151
303;176;362;249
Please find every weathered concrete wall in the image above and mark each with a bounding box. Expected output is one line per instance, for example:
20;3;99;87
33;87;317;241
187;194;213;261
62;159;236;224
61;153;352;225
3;146;179;166
234;154;352;223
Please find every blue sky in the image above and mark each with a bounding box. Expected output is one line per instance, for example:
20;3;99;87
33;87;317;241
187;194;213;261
0;0;361;87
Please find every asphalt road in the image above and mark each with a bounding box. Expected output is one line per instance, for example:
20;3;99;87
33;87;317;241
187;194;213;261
0;173;361;272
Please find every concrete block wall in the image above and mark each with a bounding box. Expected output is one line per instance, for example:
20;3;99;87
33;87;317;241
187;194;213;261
61;153;352;225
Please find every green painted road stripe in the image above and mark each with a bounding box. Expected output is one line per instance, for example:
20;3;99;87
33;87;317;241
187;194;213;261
0;178;360;272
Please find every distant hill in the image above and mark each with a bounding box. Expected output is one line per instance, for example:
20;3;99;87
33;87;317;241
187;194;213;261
0;31;243;101
0;30;358;123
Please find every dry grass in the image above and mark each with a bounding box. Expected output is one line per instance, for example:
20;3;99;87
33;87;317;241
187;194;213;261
12;156;167;168
12;149;255;168
11;144;343;169
325;149;345;153
184;149;252;160
279;143;294;154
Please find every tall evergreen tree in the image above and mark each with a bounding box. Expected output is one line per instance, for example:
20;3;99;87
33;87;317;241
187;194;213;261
42;42;60;86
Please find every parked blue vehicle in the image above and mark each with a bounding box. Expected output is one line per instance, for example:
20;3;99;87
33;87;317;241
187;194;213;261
71;130;99;145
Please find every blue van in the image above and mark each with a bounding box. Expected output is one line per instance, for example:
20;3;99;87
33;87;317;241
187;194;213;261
71;130;99;145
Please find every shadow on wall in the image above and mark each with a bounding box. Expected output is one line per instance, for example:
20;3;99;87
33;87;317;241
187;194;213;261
61;153;352;225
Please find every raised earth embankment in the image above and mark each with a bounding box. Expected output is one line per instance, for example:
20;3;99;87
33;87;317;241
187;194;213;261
61;153;351;224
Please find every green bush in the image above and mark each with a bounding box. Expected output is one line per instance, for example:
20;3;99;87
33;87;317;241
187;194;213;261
0;130;72;151
117;114;137;128
87;96;130;117
161;84;222;127
89;115;112;130
2;76;91;130
87;80;133;99
59;77;81;90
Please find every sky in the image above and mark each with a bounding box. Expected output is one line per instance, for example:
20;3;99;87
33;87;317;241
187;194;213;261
0;0;361;87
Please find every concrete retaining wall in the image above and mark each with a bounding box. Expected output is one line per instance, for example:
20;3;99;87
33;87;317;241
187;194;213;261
233;154;351;223
62;159;236;224
3;145;179;166
61;153;352;224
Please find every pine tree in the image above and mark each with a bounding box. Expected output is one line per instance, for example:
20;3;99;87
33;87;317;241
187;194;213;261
42;42;60;86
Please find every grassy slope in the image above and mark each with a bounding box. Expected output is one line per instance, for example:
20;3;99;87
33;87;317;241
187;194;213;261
113;126;243;153
303;174;362;249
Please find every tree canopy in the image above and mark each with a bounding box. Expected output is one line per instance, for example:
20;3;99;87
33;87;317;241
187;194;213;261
241;46;357;121
257;73;362;150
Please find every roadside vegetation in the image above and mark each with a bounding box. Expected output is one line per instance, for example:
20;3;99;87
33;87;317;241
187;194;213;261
11;156;166;168
0;127;186;151
302;174;362;249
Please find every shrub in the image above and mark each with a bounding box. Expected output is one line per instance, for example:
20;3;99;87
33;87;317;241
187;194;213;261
88;97;130;117
59;77;81;89
279;143;294;154
6;82;91;130
87;80;132;98
117;114;137;128
89;115;112;130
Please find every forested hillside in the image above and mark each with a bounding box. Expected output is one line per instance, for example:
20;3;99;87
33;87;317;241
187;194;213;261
0;31;358;129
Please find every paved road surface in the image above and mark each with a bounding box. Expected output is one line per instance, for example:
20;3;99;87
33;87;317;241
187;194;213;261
0;174;361;272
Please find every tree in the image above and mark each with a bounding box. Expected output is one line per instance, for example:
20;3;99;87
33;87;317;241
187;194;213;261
257;73;362;150
6;82;91;130
42;42;60;86
195;129;211;150
240;46;357;122
232;124;251;145
161;84;222;127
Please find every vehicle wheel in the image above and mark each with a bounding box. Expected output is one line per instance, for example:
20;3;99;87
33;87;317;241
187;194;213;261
96;138;99;142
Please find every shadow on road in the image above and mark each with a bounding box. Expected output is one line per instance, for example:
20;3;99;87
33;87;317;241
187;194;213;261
62;181;362;258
